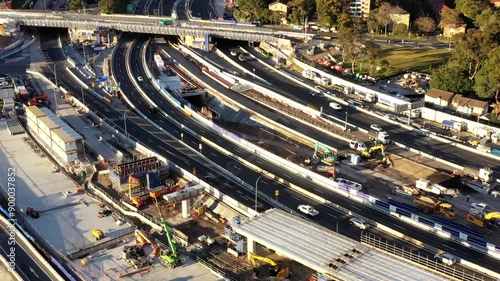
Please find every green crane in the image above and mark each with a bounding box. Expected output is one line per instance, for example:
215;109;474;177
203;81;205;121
313;142;338;165
154;199;181;268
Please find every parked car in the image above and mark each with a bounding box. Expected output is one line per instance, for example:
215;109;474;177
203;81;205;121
297;205;319;216
349;217;370;230
434;253;457;266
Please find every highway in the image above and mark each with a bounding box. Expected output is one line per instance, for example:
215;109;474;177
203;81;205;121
105;34;499;274
215;42;500;178
0;215;52;281
190;0;211;19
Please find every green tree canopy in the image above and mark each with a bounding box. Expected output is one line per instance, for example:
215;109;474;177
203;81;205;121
473;47;500;99
374;3;394;35
414;17;436;35
439;9;463;29
316;0;347;30
430;63;474;94
287;0;315;25
235;0;268;21
455;0;490;21
69;0;82;10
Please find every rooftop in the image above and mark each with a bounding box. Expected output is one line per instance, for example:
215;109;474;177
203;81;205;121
426;88;456;100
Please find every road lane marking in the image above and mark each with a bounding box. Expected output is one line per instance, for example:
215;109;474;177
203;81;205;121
210;152;218;158
392;223;406;230
283;174;291;179
255;160;263;165
151;131;163;135
327;213;338;219
187;154;197;157
350;205;361;211
261;181;269;185
442;244;456;251
314;188;324;194
291;196;301;201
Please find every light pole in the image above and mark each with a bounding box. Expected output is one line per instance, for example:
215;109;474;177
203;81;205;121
123;110;131;143
344;111;348;131
255;175;264;212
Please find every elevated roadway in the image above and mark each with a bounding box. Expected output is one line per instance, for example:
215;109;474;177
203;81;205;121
0;11;278;42
110;35;499;275
222;44;500;178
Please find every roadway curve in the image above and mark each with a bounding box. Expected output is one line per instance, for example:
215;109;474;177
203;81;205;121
0;216;53;281
217;43;500;179
107;35;499;274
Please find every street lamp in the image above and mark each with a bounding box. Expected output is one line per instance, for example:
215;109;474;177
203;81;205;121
123;110;131;143
255;175;264;212
344;111;348;131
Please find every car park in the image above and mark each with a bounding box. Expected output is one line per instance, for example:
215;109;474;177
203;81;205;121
329;102;342;110
370;124;382;131
434;253;457;266
137;76;143;82
335;177;362;191
349;217;370;230
297;205;319;216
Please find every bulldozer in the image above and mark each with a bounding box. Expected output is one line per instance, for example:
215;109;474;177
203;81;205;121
466;211;500;229
249;253;290;280
413;196;457;219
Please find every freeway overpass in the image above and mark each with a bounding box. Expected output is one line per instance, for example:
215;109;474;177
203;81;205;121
0;10;279;42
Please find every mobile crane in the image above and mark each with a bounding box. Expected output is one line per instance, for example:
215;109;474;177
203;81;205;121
154;199;181;268
312;142;338;166
249;253;290;280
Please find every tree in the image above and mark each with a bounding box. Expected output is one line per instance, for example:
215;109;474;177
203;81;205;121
235;0;268;21
337;25;363;73
455;0;489;21
430;63;474;93
69;0;82;10
475;8;500;38
366;14;379;35
393;23;408;35
363;40;379;74
316;0;347;30
473;47;500;100
438;9;463;30
267;11;283;25
452;29;496;80
287;0;315;25
374;3;393;35
414;17;436;37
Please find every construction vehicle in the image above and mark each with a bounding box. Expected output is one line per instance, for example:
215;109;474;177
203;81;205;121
92;229;104;241
415;179;461;198
466;211;500;229
249;253;290;280
462;167;493;183
360;144;385;158
154;199;181;268
413;196;457;219
368;130;390;144
312;142;338;165
354;90;376;102
392;185;421;198
128;184;144;208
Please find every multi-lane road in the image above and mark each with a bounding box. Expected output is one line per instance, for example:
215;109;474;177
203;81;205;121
29;25;497;277
106;35;499;273
215;42;500;178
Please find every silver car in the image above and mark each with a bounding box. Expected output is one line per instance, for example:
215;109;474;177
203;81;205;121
434;253;457;266
349;217;370;230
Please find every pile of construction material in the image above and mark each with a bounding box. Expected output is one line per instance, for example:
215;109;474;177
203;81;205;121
122;245;149;269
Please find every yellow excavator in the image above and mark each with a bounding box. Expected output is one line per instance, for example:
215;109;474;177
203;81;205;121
466;211;500;228
249;253;290;280
360;145;394;167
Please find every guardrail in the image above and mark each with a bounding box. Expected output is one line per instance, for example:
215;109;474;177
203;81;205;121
0;36;37;60
171;44;500;260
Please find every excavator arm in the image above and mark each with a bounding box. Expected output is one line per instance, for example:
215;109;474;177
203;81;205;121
484;212;500;221
249;253;277;267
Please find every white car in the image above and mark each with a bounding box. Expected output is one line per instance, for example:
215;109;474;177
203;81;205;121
329;102;342;110
370;124;382;131
434;253;457;266
297;205;319;216
349;217;370;230
137;76;144;82
336;177;362;191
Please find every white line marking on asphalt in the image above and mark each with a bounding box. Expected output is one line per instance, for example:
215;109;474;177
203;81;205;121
327;213;337;219
291;196;301;201
148;138;154;143
173;129;179;134
350;205;361;211
184;161;190;166
283;174;291;179
210;152;218;158
392;224;406;230
261;181;269;185
217;139;223;143
442;244;456;251
255;160;263;165
314;188;324;194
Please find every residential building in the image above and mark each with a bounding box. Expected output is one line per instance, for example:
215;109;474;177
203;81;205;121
450;94;489;116
349;0;372;18
425;89;455;107
268;0;291;24
389;6;410;30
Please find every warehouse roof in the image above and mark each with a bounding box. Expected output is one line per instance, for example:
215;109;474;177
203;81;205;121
39;107;82;141
233;209;451;281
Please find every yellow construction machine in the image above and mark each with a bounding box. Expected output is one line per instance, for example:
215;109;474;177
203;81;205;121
361;145;394;167
249;253;290;280
413;196;457;219
466;211;500;229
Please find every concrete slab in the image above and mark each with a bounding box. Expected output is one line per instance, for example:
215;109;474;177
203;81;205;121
0;123;132;254
78;239;225;281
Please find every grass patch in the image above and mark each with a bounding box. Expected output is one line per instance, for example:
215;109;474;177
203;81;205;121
360;46;451;78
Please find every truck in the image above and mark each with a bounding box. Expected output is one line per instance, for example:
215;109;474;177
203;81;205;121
415;179;461;198
413;196;457;219
354;90;376;103
368;130;390;144
462;166;493;183
154;53;165;70
302;70;319;80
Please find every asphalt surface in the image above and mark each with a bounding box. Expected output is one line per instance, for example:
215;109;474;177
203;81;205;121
190;0;210;19
105;35;498;276
0;216;52;281
214;42;500;179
